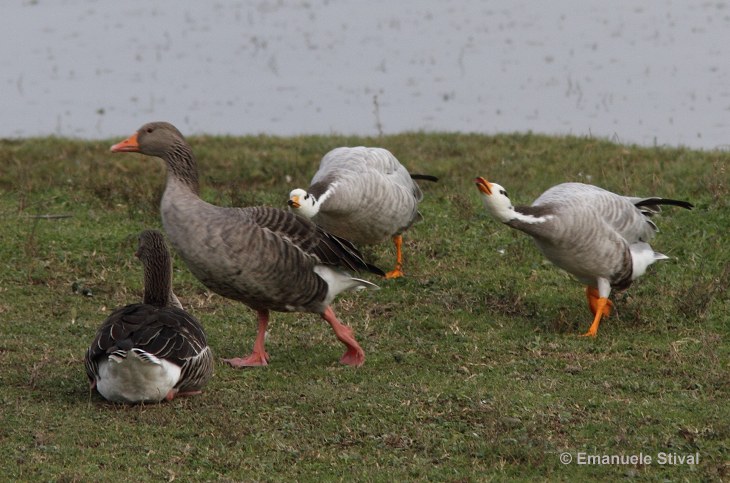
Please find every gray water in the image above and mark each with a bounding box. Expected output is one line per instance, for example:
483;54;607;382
2;0;730;150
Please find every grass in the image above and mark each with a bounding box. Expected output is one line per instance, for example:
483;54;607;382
0;131;727;481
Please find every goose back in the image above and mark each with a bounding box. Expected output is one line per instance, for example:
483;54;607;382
510;183;662;287
85;304;213;399
162;191;380;313
84;229;213;403
306;147;423;245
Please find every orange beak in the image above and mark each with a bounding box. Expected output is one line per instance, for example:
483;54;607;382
288;195;301;209
475;176;493;195
110;132;140;152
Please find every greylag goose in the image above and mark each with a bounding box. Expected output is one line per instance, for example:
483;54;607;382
110;122;383;367
84;230;214;403
288;146;437;279
475;177;693;336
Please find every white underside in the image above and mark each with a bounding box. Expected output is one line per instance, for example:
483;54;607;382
95;349;182;403
313;265;379;307
630;242;668;281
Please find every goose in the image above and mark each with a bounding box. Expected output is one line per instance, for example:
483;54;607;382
110;122;383;367
474;177;693;336
288;146;437;279
84;230;214;403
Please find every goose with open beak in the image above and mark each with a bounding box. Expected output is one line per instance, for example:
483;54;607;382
475;176;693;336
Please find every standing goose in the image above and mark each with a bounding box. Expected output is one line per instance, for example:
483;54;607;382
110;122;383;367
85;230;214;403
474;177;693;336
288;146;437;279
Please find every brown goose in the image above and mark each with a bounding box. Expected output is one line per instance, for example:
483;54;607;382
110;122;383;367
84;230;214;403
288;146;437;279
475;177;692;336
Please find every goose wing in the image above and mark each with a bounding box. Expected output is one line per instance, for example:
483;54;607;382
312;147;422;207
246;205;384;275
533;183;659;243
315;146;404;179
307;147;424;242
84;304;211;385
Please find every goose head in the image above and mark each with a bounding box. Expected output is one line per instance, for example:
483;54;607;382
475;176;515;222
110;122;185;158
288;188;321;218
111;122;199;193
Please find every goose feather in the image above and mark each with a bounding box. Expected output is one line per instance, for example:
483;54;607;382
111;123;382;367
84;230;213;403
475;178;692;336
289;146;437;278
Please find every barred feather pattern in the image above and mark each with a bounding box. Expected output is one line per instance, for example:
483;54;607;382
137;230;183;308
84;229;213;402
508;183;691;289
84;304;214;394
126;123;383;316
305;146;428;245
162;186;382;313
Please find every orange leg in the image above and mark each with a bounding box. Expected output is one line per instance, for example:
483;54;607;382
585;286;612;317
322;306;365;367
581;296;610;337
384;235;405;279
224;310;270;367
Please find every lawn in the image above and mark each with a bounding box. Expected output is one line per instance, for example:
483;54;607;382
0;132;727;481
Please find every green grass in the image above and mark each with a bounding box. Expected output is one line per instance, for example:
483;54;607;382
0;132;727;481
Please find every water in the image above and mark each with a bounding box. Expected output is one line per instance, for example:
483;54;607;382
2;0;730;150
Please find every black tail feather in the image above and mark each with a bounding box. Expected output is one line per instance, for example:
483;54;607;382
410;173;439;182
318;228;386;277
634;197;694;214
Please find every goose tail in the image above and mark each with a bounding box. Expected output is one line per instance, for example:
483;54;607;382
410;173;439;182
319;229;386;276
633;197;694;215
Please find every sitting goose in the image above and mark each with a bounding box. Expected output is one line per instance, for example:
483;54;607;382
474;177;693;336
288;146;437;279
84;230;214;403
110;122;383;367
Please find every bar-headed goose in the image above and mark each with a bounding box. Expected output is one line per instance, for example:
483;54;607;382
288;146;437;279
110;122;383;368
475;177;693;336
85;230;214;403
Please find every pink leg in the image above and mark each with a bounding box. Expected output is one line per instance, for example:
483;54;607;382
322;306;365;367
224;310;271;367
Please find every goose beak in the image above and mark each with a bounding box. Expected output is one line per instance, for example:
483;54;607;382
288;195;301;209
110;132;140;153
475;176;493;195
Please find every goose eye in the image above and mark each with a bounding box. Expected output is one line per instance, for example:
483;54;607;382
145;127;153;134
500;189;508;197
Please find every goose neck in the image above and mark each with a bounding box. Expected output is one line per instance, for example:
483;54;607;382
142;252;174;307
163;142;200;194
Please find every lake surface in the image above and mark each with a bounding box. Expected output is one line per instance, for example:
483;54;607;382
2;0;730;149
